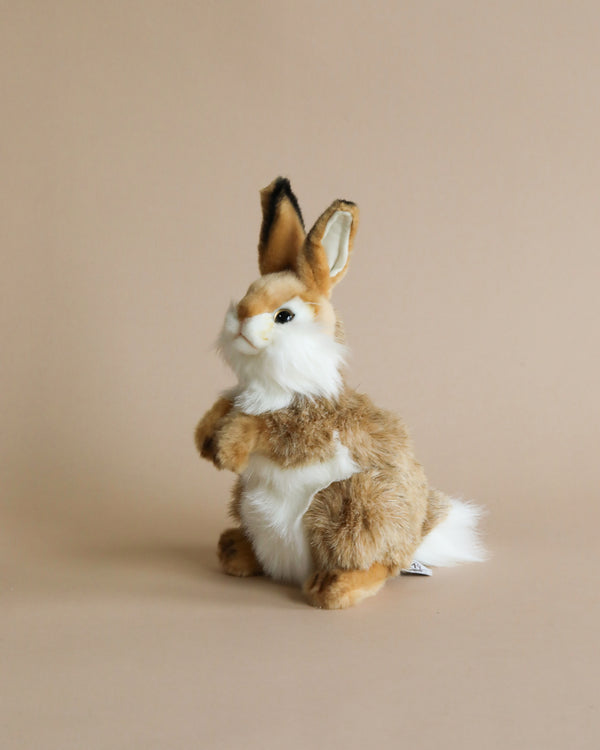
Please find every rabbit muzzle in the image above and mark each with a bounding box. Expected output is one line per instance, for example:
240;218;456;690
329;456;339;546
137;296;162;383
235;313;273;353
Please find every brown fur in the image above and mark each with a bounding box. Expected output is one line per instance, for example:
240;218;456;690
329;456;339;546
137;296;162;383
210;387;432;574
211;410;267;473
422;488;451;536
298;200;359;296
304;562;395;609
194;396;233;461
218;528;262;577
228;477;244;523
195;178;458;608
197;381;449;608
237;273;318;320
234;271;342;333
258;178;305;276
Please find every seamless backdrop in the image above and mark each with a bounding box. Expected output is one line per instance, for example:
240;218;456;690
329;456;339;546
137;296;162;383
1;2;599;749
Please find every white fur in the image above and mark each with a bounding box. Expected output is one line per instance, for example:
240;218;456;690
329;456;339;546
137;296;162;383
415;498;488;567
240;435;359;584
322;210;352;276
218;297;346;415
239;313;273;350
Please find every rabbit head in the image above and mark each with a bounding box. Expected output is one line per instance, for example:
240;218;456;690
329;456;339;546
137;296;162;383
218;178;359;414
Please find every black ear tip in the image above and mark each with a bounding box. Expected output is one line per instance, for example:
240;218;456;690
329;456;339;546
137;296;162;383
260;176;291;203
273;176;291;191
270;177;298;206
260;176;305;244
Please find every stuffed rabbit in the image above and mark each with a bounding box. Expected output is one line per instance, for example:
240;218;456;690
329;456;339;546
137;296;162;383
195;177;486;609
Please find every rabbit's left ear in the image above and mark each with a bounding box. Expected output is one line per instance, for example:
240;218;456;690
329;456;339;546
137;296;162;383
298;200;359;296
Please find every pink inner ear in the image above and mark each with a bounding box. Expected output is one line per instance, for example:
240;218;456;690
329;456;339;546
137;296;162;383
297;200;357;297
321;210;353;277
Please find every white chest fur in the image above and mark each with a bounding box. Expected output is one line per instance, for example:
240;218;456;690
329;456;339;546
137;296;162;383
239;438;358;585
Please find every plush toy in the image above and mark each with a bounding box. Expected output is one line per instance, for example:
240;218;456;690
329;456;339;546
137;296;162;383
195;178;486;609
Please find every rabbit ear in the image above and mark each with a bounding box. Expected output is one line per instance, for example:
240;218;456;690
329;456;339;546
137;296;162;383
297;200;359;296
258;177;306;275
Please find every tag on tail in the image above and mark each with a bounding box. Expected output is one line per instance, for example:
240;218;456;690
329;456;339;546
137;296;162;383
401;560;432;576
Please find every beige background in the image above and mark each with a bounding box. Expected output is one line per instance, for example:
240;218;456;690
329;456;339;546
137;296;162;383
1;1;599;748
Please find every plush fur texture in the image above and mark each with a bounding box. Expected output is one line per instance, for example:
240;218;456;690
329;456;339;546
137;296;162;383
195;177;486;609
239;438;359;583
304;563;394;609
258;178;305;276
415;498;487;566
218;288;346;414
218;527;263;577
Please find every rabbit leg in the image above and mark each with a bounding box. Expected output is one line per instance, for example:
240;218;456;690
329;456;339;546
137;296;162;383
303;563;397;609
217;528;263;577
306;471;428;574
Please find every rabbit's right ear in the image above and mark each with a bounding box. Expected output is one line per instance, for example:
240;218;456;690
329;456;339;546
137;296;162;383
258;177;306;275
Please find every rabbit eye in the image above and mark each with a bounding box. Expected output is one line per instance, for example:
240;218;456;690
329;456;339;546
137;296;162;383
275;309;295;324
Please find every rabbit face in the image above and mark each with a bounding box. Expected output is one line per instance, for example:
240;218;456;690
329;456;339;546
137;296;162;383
218;272;346;413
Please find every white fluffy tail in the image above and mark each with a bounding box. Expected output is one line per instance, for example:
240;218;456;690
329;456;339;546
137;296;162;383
415;497;487;567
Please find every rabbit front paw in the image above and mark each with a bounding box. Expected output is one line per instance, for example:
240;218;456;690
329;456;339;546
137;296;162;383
195;397;233;464
214;433;251;473
212;414;260;473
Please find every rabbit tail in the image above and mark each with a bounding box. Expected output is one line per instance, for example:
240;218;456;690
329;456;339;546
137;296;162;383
415;489;487;567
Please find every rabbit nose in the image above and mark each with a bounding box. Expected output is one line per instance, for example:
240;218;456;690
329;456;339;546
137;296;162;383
239;314;273;349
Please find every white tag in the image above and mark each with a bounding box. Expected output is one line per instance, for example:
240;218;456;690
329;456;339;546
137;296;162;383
401;560;432;576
